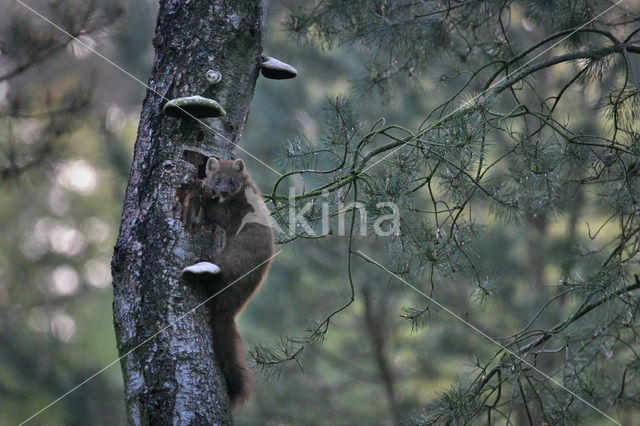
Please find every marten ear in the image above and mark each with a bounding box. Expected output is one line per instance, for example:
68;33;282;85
233;159;245;172
206;157;220;176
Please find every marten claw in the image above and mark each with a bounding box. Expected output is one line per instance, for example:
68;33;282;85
182;262;221;275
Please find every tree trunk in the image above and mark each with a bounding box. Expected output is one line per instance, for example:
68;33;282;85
111;1;264;424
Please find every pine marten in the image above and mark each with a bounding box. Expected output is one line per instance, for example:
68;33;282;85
182;157;274;409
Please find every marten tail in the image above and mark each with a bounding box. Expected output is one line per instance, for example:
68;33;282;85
211;316;253;409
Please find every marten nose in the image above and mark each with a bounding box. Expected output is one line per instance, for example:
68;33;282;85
220;191;230;198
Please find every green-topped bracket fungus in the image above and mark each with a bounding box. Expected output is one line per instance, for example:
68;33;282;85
163;95;227;119
260;55;297;79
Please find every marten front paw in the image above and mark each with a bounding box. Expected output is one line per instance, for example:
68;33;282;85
182;262;221;276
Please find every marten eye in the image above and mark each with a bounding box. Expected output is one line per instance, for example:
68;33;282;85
229;178;236;186
215;177;221;185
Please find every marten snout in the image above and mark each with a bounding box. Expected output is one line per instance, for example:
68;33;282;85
216;181;236;199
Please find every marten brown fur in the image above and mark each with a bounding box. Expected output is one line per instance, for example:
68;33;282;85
184;157;274;409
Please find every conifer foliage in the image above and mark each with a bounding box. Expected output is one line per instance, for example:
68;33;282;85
255;1;640;423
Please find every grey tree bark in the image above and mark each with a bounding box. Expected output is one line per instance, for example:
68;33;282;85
111;1;265;424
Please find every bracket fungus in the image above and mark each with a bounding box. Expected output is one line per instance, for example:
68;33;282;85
182;261;221;276
260;56;297;80
163;95;226;119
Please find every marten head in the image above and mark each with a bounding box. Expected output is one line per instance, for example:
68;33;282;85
202;157;247;202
